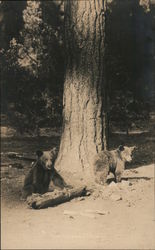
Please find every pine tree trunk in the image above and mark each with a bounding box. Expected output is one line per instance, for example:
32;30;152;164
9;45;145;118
55;0;105;183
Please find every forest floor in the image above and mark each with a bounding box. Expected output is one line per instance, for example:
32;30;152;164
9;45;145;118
1;131;155;249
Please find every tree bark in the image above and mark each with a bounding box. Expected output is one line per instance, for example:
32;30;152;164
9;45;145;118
55;0;105;183
27;186;87;209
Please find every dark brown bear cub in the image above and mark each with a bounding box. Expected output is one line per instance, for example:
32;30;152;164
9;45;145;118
94;145;135;184
22;147;66;199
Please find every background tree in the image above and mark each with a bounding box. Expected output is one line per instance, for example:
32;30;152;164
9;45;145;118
1;0;64;134
0;0;26;49
105;0;152;133
55;0;106;182
1;0;153;139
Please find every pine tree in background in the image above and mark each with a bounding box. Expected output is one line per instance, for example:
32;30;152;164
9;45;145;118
16;0;64;89
17;1;43;76
1;0;64;134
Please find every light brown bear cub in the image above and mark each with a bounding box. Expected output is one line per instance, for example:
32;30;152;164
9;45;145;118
94;145;135;184
22;147;67;199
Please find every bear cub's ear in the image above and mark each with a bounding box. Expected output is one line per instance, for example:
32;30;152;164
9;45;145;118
50;147;58;154
119;145;124;151
36;150;43;158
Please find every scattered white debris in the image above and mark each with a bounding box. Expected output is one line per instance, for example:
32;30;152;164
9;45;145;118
63;210;78;216
109;181;117;187
110;194;122;201
76;197;85;201
63;209;109;218
84;209;109;215
119;180;132;188
86;191;91;196
80;212;96;218
107;172;115;179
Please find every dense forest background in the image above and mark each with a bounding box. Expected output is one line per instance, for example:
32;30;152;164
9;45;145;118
0;0;154;136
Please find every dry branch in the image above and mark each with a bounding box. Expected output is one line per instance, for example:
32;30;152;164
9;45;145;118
7;152;35;161
27;186;88;209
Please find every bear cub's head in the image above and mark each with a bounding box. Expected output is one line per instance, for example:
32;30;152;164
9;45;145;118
118;145;136;162
36;147;58;170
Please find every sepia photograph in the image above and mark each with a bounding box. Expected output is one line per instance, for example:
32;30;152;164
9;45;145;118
1;0;155;249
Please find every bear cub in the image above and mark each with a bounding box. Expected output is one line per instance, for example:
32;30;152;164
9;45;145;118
94;145;136;184
22;147;67;199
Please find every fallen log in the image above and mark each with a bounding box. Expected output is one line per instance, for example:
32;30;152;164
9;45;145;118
7;152;35;161
1;163;11;166
27;186;89;209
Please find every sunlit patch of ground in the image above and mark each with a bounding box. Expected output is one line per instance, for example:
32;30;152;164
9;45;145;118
1;132;155;249
1;165;155;249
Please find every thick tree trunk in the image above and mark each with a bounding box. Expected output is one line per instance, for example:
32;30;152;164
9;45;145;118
55;0;105;183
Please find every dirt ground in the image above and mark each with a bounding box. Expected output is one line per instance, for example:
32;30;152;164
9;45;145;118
1;163;155;249
1;130;155;249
